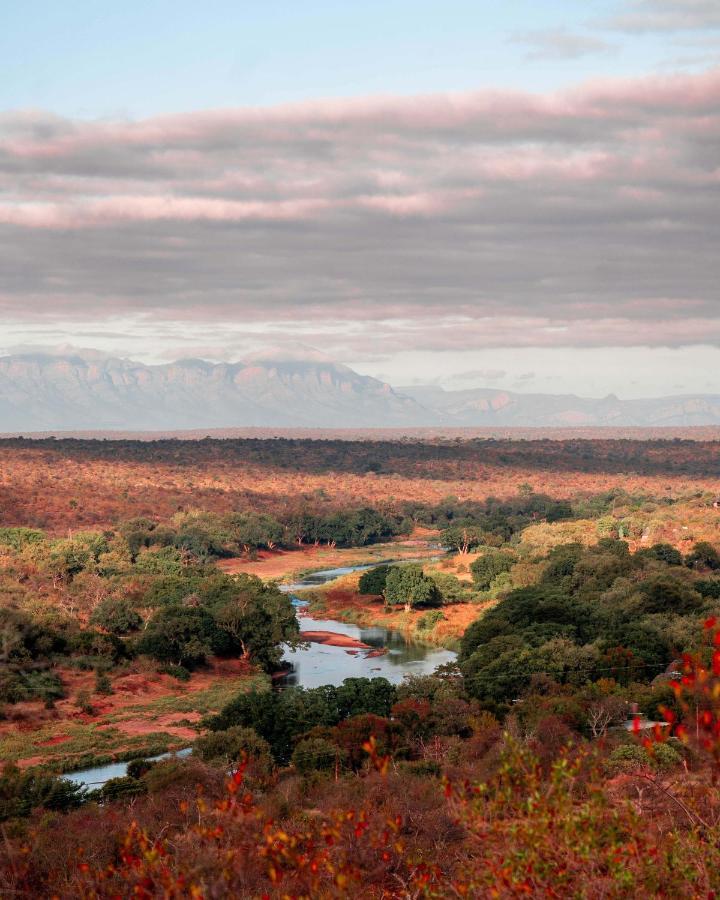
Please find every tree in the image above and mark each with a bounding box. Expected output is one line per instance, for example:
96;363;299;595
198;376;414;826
137;606;215;669
358;565;391;595
586;695;627;738
383;564;441;612
645;543;683;566
441;525;487;555
89;598;142;635
470;551;515;590
685;541;720;571
208;576;301;671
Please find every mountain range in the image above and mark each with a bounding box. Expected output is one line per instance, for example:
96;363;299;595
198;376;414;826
1;350;719;431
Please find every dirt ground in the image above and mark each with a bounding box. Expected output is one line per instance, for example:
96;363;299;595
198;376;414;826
217;535;440;581
302;578;486;648
0;660;266;771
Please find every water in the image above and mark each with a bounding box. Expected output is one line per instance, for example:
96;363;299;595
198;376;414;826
279;562;457;689
63;747;193;790
63;560;455;787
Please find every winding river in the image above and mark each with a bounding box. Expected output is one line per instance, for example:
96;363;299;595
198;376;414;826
64;562;456;788
279;563;457;689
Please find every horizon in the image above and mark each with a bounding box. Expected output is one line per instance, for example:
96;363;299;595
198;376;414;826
2;342;720;403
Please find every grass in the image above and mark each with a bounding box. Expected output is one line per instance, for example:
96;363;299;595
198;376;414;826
0;722;183;774
2;672;270;774
114;672;269;717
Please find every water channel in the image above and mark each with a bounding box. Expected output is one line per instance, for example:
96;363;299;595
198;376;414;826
279;563;457;689
64;561;456;788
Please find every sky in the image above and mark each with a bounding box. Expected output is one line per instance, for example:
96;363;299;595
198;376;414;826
1;0;719;398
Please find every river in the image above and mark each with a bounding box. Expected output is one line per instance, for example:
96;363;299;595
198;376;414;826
279;563;456;689
64;561;456;788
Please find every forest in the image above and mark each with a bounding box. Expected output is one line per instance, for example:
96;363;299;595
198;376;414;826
2;435;720;896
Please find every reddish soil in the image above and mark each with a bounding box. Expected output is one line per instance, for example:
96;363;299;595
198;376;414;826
307;585;486;644
0;658;257;769
300;630;372;649
217;540;438;581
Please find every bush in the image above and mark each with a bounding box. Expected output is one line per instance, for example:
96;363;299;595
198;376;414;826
292;737;338;774
429;571;473;604
159;663;192;681
696;579;720;599
607;741;682;774
94;670;113;695
89;598;142;635
685;541;720;571
358;565;391;595
194;726;273;775
417;610;446;631
0;669;65;705
75;689;96;715
97;777;147;802
0;765;86;820
470;551;515;590
126;758;156;779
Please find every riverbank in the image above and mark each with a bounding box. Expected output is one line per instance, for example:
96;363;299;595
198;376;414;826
217;534;441;582
0;665;268;773
298;572;487;650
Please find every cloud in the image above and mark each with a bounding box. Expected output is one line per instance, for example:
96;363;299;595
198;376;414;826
1;67;720;352
511;29;617;60
605;0;720;32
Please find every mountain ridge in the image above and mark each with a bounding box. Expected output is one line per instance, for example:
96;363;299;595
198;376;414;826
0;351;719;430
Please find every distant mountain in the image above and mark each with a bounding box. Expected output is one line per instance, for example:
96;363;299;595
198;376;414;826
0;350;719;431
400;385;720;428
0;352;428;430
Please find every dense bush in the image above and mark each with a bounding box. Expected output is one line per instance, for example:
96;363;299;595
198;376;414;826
0;766;86;821
357;564;391;595
89;598;143;634
206;678;397;763
459;538;716;707
470;550;516;590
383;564;441;611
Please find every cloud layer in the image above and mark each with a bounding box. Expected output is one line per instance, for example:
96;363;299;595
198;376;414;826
1;66;720;352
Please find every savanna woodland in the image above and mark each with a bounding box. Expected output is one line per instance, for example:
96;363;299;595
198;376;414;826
2;434;720;897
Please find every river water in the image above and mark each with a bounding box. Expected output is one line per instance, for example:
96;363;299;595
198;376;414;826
64;561;456;788
279;563;456;689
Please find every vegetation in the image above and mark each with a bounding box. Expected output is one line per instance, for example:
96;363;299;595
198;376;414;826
3;435;720;895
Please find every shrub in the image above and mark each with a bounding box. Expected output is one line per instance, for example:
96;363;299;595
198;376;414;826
686;541;720;570
470;551;515;590
89;598;142;635
292;737;338;774
194;726;273;775
358;565;391;595
417;610;446;631
607;742;682;774
94;670;113;695
0;765;86;820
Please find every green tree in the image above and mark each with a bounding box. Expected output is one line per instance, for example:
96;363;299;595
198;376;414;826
137;606;215;669
383;564;441;612
358;565;391;595
89;598;142;635
685;541;720;571
470;551;515;590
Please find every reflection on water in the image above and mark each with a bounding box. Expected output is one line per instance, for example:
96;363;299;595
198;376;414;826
63;748;193;790
279;560;457;689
